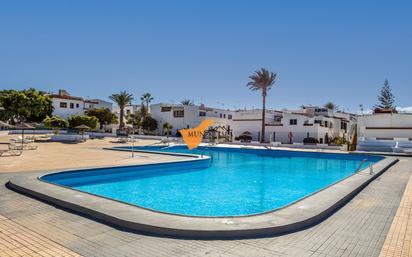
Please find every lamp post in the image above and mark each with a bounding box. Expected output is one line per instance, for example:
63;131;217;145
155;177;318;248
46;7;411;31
131;135;134;158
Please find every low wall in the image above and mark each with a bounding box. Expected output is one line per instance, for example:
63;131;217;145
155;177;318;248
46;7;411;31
133;135;178;140
51;134;90;142
86;132;116;138
9;130;65;134
286;143;345;150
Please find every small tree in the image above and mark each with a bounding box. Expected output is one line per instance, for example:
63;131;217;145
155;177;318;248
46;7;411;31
43;116;68;134
68;115;98;129
0;88;53;123
85;108;117;129
375;79;395;110
162;122;173;136
141;116;158;133
126;105;148;131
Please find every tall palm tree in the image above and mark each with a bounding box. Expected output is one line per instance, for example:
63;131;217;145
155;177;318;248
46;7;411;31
109;91;134;130
162;122;173;137
140;93;154;110
180;99;193;106
247;68;277;143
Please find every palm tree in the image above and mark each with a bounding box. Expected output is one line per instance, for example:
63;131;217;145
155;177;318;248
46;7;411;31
247;68;277;143
162;122;173;137
181;99;193;106
140;93;154;110
109;91;134;130
324;102;338;111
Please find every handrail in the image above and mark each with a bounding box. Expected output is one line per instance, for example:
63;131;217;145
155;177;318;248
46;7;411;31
355;158;368;173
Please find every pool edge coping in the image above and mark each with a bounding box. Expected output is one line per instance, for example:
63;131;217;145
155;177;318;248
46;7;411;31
7;153;398;239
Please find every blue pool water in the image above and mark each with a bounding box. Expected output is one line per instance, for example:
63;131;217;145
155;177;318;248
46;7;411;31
42;146;383;216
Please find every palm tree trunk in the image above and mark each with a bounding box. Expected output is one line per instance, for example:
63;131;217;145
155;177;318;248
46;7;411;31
119;107;124;130
261;93;266;143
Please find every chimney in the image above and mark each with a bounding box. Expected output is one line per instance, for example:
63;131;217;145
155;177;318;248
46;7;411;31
58;89;70;96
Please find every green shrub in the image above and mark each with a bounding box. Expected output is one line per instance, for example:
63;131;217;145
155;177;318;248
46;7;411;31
238;134;252;141
85;108;117;129
330;137;347;145
141;116;158;132
68;115;98;129
303;137;319;144
43;116;68;134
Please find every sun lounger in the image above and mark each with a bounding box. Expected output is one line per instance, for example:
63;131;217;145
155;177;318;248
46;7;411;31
10;137;35;144
0;149;23;157
117;137;128;143
9;142;38;150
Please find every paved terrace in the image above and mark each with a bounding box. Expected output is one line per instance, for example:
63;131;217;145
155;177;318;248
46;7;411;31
0;136;411;256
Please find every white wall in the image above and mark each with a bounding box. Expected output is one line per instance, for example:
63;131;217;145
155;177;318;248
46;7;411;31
358;113;412;140
84;99;113;110
52;98;84;119
231;109;349;143
150;103;233;136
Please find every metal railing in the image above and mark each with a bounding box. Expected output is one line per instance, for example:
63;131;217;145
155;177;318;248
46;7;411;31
355;158;368;173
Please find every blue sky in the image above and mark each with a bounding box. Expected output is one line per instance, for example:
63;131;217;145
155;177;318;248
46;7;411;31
0;0;411;112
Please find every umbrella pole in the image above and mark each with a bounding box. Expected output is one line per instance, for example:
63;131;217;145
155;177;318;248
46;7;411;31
22;129;24;148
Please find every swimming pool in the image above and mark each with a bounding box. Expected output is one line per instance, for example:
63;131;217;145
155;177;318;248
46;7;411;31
42;146;383;217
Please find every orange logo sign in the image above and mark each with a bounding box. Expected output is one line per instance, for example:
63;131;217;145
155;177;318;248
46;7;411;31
179;119;215;150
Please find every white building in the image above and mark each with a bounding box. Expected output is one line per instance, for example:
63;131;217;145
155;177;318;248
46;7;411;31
358;110;412;141
50;89;112;119
231;106;353;143
150;103;233;136
112;104;142;123
149;103;353;143
84;99;113;110
356;109;412;152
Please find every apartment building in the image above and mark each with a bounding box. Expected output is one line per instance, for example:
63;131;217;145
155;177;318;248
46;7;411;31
50;90;112;119
231;106;353;143
150;103;233;136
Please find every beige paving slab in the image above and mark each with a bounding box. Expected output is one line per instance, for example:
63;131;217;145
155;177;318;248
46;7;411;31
0;213;83;257
379;163;412;257
0;135;189;173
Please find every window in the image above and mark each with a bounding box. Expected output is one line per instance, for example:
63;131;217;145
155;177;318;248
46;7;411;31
76;103;79;108
69;103;74;109
289;119;297;125
60;102;67;108
161;106;172;112
223;114;226;118
274;116;282;122
173;110;184;117
341;122;347;131
228;114;232;119
126;109;131;114
199;111;206;117
219;113;222;118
